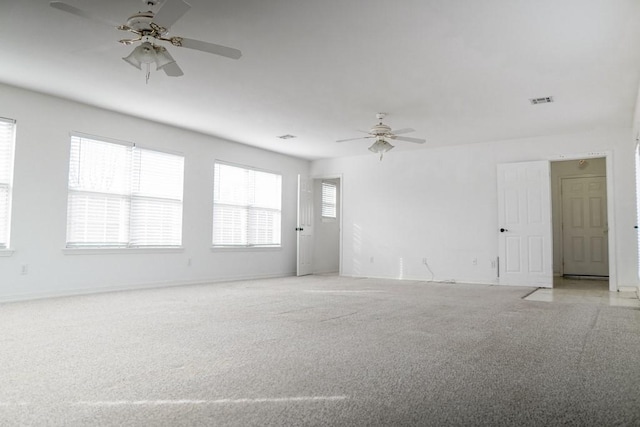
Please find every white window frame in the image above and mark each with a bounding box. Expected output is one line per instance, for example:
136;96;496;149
212;161;282;249
321;180;337;220
66;133;184;250
0;117;16;254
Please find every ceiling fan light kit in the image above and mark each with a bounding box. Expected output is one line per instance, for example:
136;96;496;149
49;0;242;81
368;139;394;161
122;37;175;65
122;41;179;82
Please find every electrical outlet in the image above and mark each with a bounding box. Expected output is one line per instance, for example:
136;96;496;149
187;258;192;266
472;258;478;266
21;264;28;275
422;258;428;265
370;257;374;263
491;260;496;268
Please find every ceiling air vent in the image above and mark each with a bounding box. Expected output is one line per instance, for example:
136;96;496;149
529;96;554;105
277;134;296;139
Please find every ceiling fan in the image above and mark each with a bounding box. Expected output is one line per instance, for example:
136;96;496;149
336;113;426;160
49;0;242;80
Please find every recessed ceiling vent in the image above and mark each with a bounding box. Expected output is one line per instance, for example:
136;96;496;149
529;96;554;105
277;134;296;140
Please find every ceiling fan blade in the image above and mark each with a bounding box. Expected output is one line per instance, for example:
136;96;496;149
390;128;415;135
336;136;372;143
392;136;426;144
161;61;184;77
178;37;242;59
49;1;119;27
152;0;191;32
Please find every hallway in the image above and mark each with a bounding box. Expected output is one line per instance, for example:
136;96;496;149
524;277;639;307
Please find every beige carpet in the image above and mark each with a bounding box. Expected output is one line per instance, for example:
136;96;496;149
1;275;639;426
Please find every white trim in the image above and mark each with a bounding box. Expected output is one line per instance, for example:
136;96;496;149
213;158;282;177
62;247;184;255
210;246;282;252
338;273;500;287
311;269;339;275
548;151;617;291
0;272;296;303
70;131;133;147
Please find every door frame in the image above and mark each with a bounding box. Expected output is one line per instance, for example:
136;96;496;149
550;151;617;291
311;173;344;276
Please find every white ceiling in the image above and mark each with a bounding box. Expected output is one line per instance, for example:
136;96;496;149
2;0;640;160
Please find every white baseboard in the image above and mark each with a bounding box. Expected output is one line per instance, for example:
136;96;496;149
0;272;296;303
312;269;339;275
338;273;497;286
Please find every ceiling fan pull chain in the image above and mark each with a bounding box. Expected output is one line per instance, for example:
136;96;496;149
145;63;150;84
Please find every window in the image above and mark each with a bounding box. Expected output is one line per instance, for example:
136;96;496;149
0;118;16;249
321;181;337;219
213;162;282;247
66;134;184;248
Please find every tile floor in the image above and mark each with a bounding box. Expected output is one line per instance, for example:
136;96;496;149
524;277;640;307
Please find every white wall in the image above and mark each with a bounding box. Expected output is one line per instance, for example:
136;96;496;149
0;83;309;301
311;128;638;289
550;158;607;276
312;178;340;274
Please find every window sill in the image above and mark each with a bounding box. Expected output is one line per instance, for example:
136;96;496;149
0;249;14;257
62;247;184;255
210;246;282;253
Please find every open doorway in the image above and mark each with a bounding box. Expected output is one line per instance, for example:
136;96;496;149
312;177;341;274
551;158;609;286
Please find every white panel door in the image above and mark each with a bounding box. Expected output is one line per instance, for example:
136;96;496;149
497;161;553;287
297;175;314;276
561;176;608;276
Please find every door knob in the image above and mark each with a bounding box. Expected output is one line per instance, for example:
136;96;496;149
500;228;508;233
295;227;304;231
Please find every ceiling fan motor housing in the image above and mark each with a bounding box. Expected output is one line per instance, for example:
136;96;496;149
126;12;155;31
371;123;392;136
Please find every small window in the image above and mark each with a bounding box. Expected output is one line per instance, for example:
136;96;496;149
0;117;16;249
321;181;337;219
66;134;184;248
213;162;282;247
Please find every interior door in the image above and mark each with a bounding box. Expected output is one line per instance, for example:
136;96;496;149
561;176;608;276
296;175;314;276
497;161;553;287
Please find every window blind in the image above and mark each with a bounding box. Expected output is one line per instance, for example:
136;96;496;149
130;148;184;246
321;181;337;218
213;162;282;247
0;118;16;249
66;135;184;248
